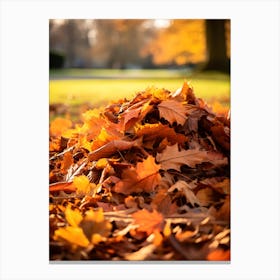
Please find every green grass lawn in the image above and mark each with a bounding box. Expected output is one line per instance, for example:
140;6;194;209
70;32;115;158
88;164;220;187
49;70;230;108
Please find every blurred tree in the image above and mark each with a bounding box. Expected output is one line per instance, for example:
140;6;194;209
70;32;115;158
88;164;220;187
142;20;206;67
92;19;155;69
50;19;230;70
49;19;94;68
142;19;230;72
204;19;230;73
50;19;157;69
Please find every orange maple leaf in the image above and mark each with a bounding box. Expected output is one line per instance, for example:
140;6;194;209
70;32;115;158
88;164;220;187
132;209;164;235
80;109;107;141
50;117;72;137
113;156;161;195
158;99;187;126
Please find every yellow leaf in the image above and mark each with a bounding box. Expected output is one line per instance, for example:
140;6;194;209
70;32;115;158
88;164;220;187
79;208;112;244
78;135;92;152
65;206;83;227
73;175;92;195
95;158;108;169
163;221;171;237
54;226;89;248
146;86;169;100
86;208;104;223
91;233;103;244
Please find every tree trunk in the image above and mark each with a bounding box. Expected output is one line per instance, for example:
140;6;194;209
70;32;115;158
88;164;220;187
204;19;230;73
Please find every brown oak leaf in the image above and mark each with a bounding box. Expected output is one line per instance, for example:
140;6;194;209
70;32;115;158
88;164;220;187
158;100;187;126
156;144;210;170
113;156;161;194
168;180;200;207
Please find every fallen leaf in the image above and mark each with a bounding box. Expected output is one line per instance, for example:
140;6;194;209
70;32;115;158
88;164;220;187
168;180;200;207
156;144;210;170
73;175;95;196
132;209;164;235
171;81;191;101
88;139;140;161
80;208;112;244
65;205;83;227
80;109;107;141
151;188;177;215
211;124;230;151
61;152;74;173
119;98;152;131
215;195;230;222
135;123;187;145
158;100;187;126
50;117;72;137
113;156;161;195
91;127;120;151
207;249;230;261
196;188;212;206
54;226;90;248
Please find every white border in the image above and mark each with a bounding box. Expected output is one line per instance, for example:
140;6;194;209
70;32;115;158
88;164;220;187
0;0;279;279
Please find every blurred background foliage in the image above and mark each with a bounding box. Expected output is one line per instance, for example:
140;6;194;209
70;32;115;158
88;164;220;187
49;19;230;120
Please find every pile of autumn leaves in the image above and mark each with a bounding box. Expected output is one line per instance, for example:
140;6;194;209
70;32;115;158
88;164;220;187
49;82;230;261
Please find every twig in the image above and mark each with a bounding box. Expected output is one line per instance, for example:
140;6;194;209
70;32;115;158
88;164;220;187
67;158;88;182
49;145;76;161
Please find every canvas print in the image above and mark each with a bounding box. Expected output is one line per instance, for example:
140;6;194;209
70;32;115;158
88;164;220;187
49;19;230;261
